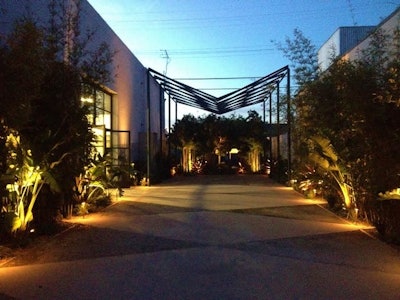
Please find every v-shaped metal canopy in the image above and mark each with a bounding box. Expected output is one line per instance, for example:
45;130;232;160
148;65;289;115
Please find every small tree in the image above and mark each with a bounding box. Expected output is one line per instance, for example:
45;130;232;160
243;111;264;172
169;114;200;172
275;28;319;87
168;111;268;174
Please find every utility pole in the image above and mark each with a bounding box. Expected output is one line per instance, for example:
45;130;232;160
160;49;171;76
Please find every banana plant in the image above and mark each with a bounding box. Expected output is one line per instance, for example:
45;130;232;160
2;133;60;233
15;167;42;231
307;135;353;209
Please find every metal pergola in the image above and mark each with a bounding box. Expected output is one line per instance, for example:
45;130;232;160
146;65;291;182
148;65;289;115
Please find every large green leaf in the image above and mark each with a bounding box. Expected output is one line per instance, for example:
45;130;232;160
41;171;61;193
310;135;338;162
308;153;329;170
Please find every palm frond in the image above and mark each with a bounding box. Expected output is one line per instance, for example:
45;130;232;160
41;170;61;193
310;135;338;162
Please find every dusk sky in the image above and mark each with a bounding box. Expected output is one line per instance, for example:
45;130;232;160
87;0;399;116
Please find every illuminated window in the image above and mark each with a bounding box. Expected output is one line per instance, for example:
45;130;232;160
81;84;113;156
95;90;111;129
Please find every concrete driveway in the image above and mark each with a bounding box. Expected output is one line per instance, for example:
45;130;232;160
1;175;400;299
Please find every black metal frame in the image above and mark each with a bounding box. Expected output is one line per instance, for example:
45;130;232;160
148;66;289;115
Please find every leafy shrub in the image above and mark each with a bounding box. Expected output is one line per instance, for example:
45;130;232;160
368;199;400;244
90;194;111;209
0;212;21;235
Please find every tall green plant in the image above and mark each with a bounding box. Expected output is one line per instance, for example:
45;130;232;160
3;133;61;233
274;28;319;87
307;136;352;209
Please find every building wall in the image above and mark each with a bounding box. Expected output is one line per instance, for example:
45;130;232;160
0;0;164;164
342;8;400;62
318;29;341;72
318;26;375;71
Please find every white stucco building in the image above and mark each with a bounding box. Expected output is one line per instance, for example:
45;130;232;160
342;7;400;62
318;26;375;71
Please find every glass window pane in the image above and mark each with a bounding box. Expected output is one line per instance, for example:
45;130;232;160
92;126;105;156
106;131;111;148
95;110;104;126
104;93;111;112
104;111;111;129
96;90;104;110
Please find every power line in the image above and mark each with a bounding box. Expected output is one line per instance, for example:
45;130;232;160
135;47;275;56
106;6;363;28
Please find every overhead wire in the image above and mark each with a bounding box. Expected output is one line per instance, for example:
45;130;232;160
105;2;385;63
107;5;366;27
101;2;389;32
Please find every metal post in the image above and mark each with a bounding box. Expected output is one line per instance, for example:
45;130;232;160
263;98;266;123
263;98;266;160
175;99;178;161
168;93;171;159
276;82;280;160
286;67;291;180
168;94;171;134
269;92;272;160
146;70;151;185
175;99;178;124
159;87;163;156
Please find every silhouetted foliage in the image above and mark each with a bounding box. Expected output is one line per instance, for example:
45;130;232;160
280;20;400;241
0;1;113;235
274;28;319;86
168;111;267;174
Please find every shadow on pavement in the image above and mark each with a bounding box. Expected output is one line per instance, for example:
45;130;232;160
230;204;347;224
4;224;206;267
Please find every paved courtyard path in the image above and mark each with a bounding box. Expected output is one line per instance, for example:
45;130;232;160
1;175;400;299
